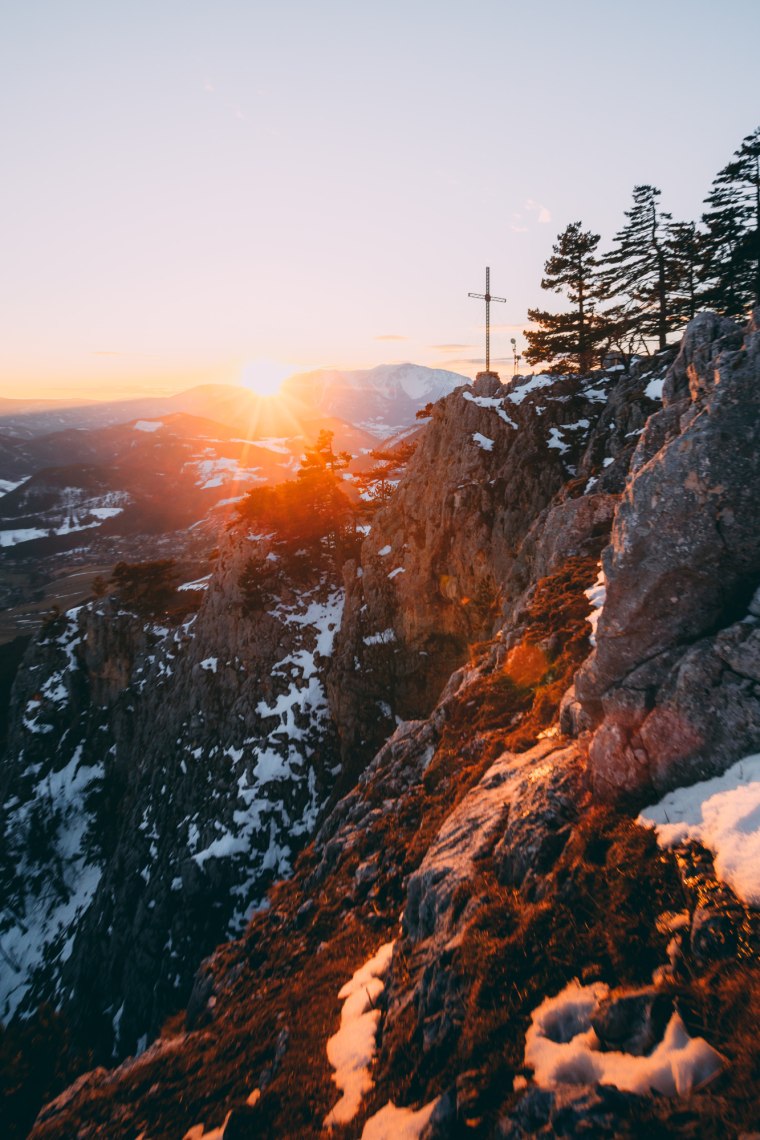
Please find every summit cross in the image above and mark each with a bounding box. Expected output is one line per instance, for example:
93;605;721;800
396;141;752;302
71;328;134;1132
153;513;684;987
468;266;506;373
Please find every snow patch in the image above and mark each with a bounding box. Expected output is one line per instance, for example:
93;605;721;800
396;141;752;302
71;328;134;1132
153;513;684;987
546;427;569;454
524;980;724;1096
584;566;606;646
472;432;494;452
361;1097;442;1139
0;527;50;547
363;628;396;646
133;420;163;432
324;941;395;1127
645;376;665;401
0;478;27;496
0;742;104;1020
505;374;556;405
178;575;212;592
638;754;760;906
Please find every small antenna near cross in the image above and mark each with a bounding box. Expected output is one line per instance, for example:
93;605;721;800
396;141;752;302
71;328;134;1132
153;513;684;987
468;266;506;374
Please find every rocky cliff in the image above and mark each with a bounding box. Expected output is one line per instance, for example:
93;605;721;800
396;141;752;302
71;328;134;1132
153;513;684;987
575;311;760;801
3;313;760;1139
0;529;344;1061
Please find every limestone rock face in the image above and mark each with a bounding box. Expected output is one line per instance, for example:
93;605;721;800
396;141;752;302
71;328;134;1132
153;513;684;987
327;368;636;765
0;526;343;1054
20;325;760;1139
576;310;760;801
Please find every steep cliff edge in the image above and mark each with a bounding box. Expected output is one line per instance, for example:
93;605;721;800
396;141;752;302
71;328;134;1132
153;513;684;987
575;310;760;801
5;313;760;1139
327;360;660;767
0;527;343;1061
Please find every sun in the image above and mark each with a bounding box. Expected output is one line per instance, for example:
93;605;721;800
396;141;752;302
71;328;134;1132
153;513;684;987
239;358;294;397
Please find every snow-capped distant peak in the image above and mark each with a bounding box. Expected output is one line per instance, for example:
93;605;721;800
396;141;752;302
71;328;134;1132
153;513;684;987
280;363;469;438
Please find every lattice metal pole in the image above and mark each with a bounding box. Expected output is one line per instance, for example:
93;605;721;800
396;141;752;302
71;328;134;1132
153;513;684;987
469;267;506;373
485;266;490;371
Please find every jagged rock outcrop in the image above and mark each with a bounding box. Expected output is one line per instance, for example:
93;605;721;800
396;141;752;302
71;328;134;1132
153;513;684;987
0;526;343;1056
8;314;760;1140
26;615;758;1139
327;364;662;766
575;310;760;801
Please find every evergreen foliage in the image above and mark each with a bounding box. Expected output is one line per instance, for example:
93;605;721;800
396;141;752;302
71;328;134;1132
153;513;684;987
524;222;606;373
665;220;702;325
523;126;760;372
598;185;674;351
354;440;417;514
701;126;760;317
237;430;357;570
110;560;179;614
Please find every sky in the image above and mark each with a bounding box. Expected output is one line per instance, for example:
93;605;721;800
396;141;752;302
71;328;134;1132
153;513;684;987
1;0;758;401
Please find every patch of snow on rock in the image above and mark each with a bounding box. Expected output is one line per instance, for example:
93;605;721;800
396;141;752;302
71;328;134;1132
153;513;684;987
133;420;163;432
324;941;395;1127
505;374;556;405
0;527;49;547
584;566;606;646
645;376;665;401
638;754;760;906
178;575;212;592
361;1096;442;1139
524;979;724;1096
472;432;494;452
546;427;569;454
0;741;104;1020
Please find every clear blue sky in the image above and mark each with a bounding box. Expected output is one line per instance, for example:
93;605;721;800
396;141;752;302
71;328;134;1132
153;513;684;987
1;0;757;398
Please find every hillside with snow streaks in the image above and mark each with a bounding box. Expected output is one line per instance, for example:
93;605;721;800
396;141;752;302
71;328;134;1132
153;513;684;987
0;533;345;1055
7;314;760;1140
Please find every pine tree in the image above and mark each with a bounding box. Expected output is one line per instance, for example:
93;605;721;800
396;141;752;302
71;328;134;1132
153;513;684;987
354;440;416;514
295;432;353;557
666;220;702;326
599;185;674;351
524;222;605;373
701;126;760;317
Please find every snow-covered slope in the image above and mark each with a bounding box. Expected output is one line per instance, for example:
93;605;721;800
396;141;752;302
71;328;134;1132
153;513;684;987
280;363;470;436
0;531;344;1053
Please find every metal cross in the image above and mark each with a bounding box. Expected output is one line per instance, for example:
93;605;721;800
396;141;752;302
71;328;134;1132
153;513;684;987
468;266;506;373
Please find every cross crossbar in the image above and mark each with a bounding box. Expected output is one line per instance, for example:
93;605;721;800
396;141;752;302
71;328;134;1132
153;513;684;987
468;266;506;372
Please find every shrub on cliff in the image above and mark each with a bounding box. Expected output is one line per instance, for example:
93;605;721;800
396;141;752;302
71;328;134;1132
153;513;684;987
110;559;179;614
237;431;358;569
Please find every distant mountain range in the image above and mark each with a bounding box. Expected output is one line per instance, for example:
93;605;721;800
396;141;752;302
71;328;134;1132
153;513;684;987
0;364;469;633
0;363;469;441
281;362;469;435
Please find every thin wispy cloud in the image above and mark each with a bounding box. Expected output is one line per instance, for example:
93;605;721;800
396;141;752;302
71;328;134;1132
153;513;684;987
511;199;552;232
525;198;552;224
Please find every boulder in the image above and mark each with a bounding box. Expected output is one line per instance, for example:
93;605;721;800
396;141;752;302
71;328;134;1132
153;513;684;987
576;311;760;801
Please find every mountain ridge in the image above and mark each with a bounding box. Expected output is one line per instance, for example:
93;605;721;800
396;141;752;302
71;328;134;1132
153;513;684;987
2;316;759;1138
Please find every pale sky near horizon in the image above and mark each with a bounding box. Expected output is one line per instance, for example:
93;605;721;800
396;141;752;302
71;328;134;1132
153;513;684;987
1;0;758;400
